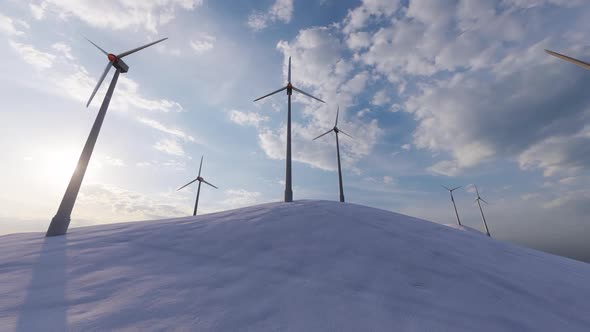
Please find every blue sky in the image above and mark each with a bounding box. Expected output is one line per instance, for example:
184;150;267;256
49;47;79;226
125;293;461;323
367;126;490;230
1;0;589;260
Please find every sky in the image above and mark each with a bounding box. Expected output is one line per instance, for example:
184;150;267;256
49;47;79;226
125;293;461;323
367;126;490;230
0;0;589;262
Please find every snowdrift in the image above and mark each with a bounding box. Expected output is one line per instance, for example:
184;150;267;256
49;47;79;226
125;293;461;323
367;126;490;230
1;200;589;331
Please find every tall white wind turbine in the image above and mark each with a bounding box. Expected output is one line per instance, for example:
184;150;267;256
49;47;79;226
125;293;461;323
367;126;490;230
474;185;491;237
254;56;325;202
177;156;218;216
442;185;462;226
46;37;168;237
313;106;353;203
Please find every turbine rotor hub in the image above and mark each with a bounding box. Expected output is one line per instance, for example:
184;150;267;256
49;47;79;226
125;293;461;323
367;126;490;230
107;53;118;62
197;176;204;182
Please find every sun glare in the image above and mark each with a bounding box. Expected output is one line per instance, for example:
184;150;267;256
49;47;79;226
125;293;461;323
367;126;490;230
37;149;101;188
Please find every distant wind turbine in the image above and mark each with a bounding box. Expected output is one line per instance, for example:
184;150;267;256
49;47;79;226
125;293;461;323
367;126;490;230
474;185;491;237
46;36;168;237
545;49;590;71
313;105;352;203
254;56;325;202
177;156;218;216
442;185;462;226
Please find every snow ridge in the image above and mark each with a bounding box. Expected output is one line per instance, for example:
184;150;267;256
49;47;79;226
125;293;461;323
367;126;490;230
1;200;589;331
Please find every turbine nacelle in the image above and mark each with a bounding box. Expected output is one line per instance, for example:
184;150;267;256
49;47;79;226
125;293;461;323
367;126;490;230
112;56;129;73
253;56;325;103
106;53;129;73
85;37;167;107
313;106;353;141
197;176;204;182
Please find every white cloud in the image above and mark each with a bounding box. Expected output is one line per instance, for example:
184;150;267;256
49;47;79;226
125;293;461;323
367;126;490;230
247;13;268;31
77;183;188;221
518;133;590;177
0;13;26;36
247;0;294;31
104;155;126;167
30;0;202;32
228;110;269;128
383;175;394;184
190;34;215;54
154;139;185;156
342;0;401;33
220;189;262;208
51;42;74;60
401;144;411;151
502;0;584;9
371;89;391;106
138;117;196;142
346;31;370;50
9;41;55;70
29;3;47;20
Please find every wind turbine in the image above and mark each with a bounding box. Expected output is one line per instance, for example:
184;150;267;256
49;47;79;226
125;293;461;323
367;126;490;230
474;185;491;237
442;185;462;226
545;49;590;71
177;156;218;216
313;105;352;203
46;36;168;237
254;56;325;202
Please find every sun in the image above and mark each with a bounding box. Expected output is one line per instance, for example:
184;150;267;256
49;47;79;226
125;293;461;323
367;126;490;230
37;149;89;189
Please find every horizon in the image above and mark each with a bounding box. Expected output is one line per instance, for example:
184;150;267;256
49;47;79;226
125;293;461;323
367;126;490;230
0;0;589;263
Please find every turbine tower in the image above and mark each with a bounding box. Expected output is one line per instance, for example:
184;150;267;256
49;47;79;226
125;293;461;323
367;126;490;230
313;106;352;203
545;49;590;71
442;185;462;226
177;156;218;216
46;37;167;237
474;185;491;237
254;56;325;202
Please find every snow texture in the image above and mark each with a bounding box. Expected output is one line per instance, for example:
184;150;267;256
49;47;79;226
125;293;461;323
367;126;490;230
1;200;589;331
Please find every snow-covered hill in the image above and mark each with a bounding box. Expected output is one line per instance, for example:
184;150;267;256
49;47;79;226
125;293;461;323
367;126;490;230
1;200;589;331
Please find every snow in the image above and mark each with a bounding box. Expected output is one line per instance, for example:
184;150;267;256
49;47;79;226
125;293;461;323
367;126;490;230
1;200;589;331
444;223;487;235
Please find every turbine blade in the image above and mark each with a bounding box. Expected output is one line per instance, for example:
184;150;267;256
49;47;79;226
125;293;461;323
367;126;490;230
86;61;112;107
288;56;291;83
292;86;325;103
480;198;489;204
85;37;108;55
475;185;480;197
254;86;287;102
545;49;590;71
335;105;339;126
202;179;218;189
339;129;353;138
313;129;333;140
117;37;168;58
451;186;462;191
198;155;204;177
441;185;451;191
176;178;198;191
